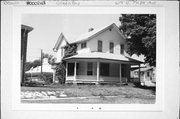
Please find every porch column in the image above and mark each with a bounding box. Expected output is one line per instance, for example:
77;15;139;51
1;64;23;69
96;61;100;83
53;69;56;83
119;63;121;83
74;61;77;82
138;64;141;83
66;62;68;80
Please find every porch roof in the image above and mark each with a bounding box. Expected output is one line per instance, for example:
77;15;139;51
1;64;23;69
63;52;143;64
134;67;155;72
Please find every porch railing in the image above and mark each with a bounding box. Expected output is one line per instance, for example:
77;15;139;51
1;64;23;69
66;75;128;84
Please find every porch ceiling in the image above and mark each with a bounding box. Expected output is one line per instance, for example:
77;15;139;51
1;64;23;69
63;52;143;64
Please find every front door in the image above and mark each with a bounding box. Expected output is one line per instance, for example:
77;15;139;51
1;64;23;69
67;63;74;76
100;63;109;76
121;64;127;83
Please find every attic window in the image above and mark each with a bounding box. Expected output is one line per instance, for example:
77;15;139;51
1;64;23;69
81;42;87;49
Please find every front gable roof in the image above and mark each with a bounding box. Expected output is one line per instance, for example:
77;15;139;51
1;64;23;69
53;33;69;52
70;23;126;44
53;23;126;51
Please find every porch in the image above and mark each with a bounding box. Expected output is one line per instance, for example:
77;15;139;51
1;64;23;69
65;60;130;84
63;52;143;84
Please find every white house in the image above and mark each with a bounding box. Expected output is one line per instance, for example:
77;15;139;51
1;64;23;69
53;23;143;84
26;58;54;75
132;66;156;87
25;58;55;84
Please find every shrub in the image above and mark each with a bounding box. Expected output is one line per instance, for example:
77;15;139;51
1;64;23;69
42;73;53;85
55;62;66;84
25;73;53;85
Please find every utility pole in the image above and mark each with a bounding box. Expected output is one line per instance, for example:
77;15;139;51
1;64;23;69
138;64;141;83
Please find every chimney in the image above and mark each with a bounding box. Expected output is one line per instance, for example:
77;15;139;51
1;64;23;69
88;28;94;32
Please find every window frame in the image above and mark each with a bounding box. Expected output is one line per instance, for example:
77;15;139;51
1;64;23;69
120;44;124;55
147;71;150;77
109;42;114;53
61;48;63;57
87;62;93;75
98;40;102;52
81;42;87;49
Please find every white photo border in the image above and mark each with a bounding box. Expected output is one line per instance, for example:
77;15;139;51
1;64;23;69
12;6;165;111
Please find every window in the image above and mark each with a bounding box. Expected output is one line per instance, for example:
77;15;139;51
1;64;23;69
109;42;114;53
100;63;109;76
81;42;87;49
121;64;127;77
147;72;150;77
98;40;102;52
120;44;124;55
61;48;63;57
87;62;93;75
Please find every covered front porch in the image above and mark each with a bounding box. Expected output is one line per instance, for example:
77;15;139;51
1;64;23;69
65;59;131;84
63;52;142;84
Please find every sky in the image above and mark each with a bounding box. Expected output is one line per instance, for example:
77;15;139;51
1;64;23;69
22;14;121;61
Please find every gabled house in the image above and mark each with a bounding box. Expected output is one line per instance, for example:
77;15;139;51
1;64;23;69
132;66;156;87
53;23;143;84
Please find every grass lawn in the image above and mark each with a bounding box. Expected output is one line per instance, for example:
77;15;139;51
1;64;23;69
21;83;155;104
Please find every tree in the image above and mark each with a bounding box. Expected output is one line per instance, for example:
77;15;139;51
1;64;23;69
32;59;41;68
55;62;66;84
119;14;156;66
42;53;56;64
54;43;77;84
24;62;33;72
24;59;41;72
25;53;55;73
24;59;40;76
64;44;77;58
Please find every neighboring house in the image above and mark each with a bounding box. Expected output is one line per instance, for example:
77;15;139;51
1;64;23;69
25;58;55;83
26;58;54;75
53;23;143;84
132;66;156;87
